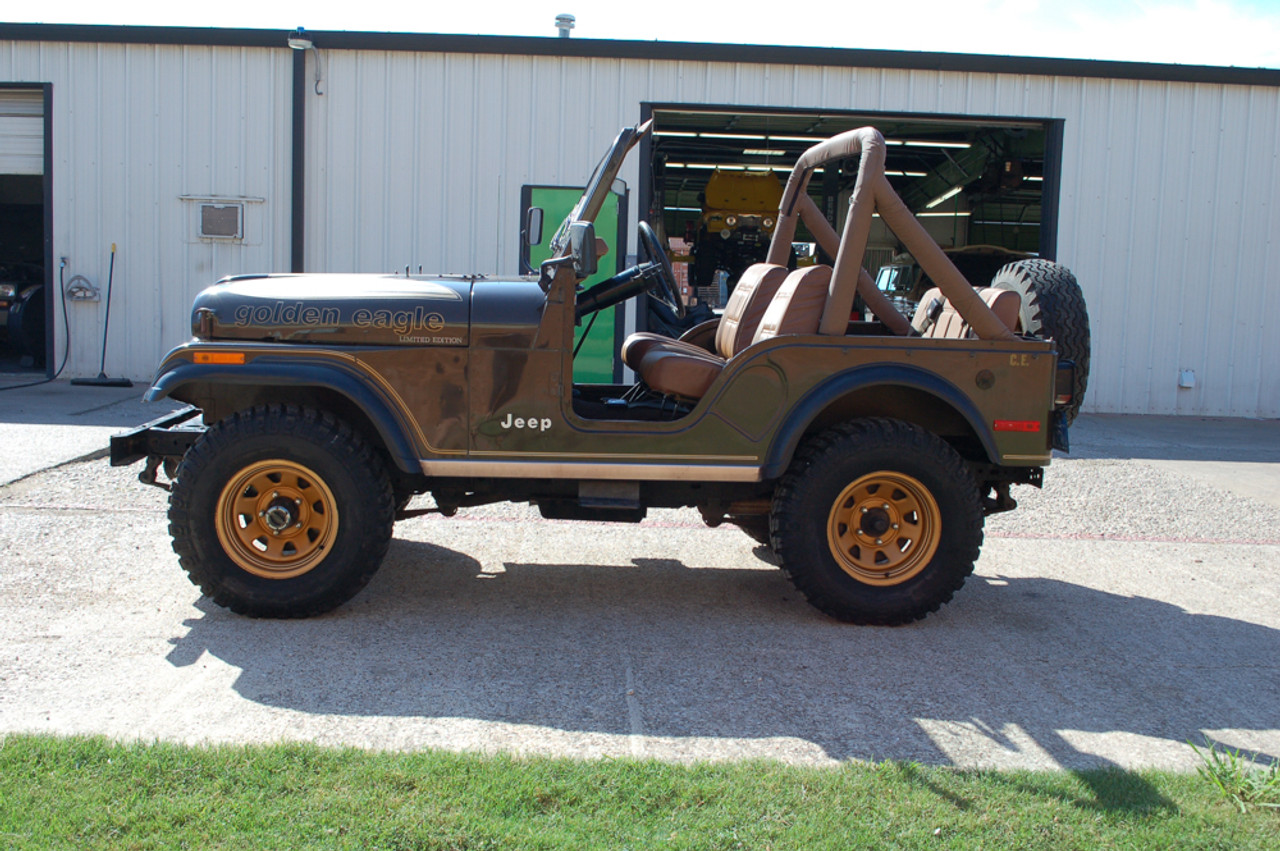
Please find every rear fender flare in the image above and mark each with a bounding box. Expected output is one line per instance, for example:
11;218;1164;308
760;364;999;479
146;358;421;473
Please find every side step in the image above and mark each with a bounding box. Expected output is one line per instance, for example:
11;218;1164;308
537;481;646;523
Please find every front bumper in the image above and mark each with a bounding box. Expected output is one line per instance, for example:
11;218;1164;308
109;404;205;467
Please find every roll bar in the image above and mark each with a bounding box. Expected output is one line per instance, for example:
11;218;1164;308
765;127;1015;341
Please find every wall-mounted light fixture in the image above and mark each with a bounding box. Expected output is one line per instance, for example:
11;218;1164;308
287;27;312;50
287;26;325;95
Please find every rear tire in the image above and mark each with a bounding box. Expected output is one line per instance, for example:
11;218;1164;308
991;258;1090;424
771;419;983;625
169;405;394;617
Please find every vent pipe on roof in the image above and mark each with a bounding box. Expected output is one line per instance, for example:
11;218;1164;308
556;14;575;38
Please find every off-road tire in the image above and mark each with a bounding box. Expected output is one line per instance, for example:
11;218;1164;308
771;418;983;625
991;258;1091;424
169;405;395;618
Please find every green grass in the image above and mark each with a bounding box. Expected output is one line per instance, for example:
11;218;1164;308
1;735;1276;850
1189;737;1280;814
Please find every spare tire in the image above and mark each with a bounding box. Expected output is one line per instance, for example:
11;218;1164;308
990;259;1090;424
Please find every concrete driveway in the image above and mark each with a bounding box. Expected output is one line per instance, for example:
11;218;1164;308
1;382;1277;771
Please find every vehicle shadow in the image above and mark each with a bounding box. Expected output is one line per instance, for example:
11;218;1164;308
166;537;1280;778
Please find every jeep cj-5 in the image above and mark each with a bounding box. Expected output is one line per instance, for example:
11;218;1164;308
112;122;1087;625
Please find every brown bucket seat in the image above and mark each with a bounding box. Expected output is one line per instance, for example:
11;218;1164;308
620;262;789;372
912;286;1021;338
636;265;833;400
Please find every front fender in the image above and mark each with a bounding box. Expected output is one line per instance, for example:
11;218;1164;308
760;363;999;479
145;355;421;473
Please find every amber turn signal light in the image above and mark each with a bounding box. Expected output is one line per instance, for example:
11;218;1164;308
193;351;246;365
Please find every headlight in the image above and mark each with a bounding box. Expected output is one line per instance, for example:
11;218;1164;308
724;215;737;228
0;283;17;300
763;217;775;229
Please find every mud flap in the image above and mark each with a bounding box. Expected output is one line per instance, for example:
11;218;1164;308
1051;410;1070;454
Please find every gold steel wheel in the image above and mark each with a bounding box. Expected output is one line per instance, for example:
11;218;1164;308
215;459;339;579
826;470;941;586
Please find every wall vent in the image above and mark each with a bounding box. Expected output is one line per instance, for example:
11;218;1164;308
199;203;243;239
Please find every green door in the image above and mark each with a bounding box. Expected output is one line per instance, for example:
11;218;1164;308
522;184;627;383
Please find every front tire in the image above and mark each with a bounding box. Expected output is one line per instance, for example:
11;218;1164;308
771;419;983;625
169;405;395;617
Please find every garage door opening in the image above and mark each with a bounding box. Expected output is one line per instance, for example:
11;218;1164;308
639;105;1061;319
0;87;50;374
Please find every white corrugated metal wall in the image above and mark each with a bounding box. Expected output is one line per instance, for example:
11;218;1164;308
1;35;1276;417
0;41;292;380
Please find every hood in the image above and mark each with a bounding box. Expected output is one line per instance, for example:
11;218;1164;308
191;273;472;346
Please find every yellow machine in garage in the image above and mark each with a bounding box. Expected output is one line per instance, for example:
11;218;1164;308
689;170;784;304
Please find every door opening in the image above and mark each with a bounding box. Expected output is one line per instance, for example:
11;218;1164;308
0;87;50;375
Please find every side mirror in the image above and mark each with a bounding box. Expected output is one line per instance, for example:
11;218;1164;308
569;221;597;278
524;207;544;247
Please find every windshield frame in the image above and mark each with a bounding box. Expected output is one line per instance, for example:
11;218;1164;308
548;120;653;257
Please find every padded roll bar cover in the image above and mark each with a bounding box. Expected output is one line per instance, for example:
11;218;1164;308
765;125;1015;342
872;179;1017;342
818;129;885;336
768;126;881;265
792;194;912;336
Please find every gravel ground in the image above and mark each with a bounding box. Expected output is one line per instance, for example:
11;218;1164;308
1;448;1277;770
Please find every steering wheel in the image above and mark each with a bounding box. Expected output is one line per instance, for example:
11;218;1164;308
636;221;686;319
574;221;687;321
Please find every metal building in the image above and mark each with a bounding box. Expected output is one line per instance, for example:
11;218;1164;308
0;23;1277;417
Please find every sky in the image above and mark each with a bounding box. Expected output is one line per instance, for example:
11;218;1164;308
10;0;1280;69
